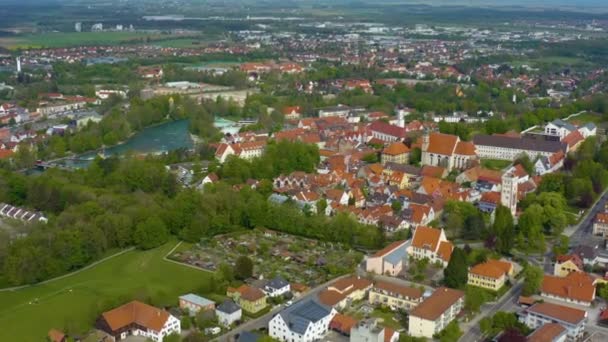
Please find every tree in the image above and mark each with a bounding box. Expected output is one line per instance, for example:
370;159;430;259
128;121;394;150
409;147;422;165
134;216;169;250
436;321;462;342
391;200;403;213
493;205;514;254
522;265;543;296
234;255;254;280
552;235;569;257
317;199;328;215
443;247;468;289
465;286;493;312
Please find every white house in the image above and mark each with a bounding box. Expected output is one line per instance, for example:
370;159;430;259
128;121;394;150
544;119;576;139
264;276;291;298
97;301;180;342
216;300;242;327
408;287;464;339
519;302;587;341
269;299;337;342
407;226;454;268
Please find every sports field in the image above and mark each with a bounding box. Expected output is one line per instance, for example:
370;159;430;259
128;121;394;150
0;240;214;341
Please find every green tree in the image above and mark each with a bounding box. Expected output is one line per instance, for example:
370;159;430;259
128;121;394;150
436;321;462;342
443;247;468;289
522;265;543;296
134;216;169;250
234;255;254;280
493;205;514;254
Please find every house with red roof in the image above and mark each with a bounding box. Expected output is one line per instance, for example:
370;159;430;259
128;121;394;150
421;132;477;171
282;106;303;120
407;226;454;267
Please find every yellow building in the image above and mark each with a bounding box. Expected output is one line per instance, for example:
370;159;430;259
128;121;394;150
467;259;513;291
553;254;583;277
227;285;267;313
369;281;424;311
381;142;410;165
408;287;464;338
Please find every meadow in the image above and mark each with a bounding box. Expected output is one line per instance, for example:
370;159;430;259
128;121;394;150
0;240;214;341
0;32;174;49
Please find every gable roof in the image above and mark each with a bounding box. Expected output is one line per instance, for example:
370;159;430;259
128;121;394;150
527;323;566;342
373;281;423;300
383;142;410;156
410;287;464;321
469;259;512;279
541;272;595;303
454;141;476;155
217;299;241;314
279;299;333;335
555;254;583;271
437;241;454;263
101;301;170;333
411;226;442;252
179;293;214;307
526;302;586;325
229;285;266;302
426;132;458;156
372;240;407;258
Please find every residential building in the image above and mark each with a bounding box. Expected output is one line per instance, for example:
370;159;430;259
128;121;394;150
368;281;424;311
381;142;410;165
318;276;373;310
421;132;477;171
519;302;587;341
329;314;358;336
95;301;180;342
350;319;399;342
215;141;266;163
534;151;565;175
553;254;584;277
527;323;567;342
264;276;291;298
544;119;576;139
369;121;406;142
179;294;215;315
269;299;337;342
216;300;242;327
593;212;608;238
282;106;303;120
473;134;566;161
227;285;268;313
319;105;351;118
407;226;454;267
408;287;464;339
366;240;409;276
540;272;596;306
467;259;513;291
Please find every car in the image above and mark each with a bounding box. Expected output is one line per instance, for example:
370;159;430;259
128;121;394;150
285;300;293;306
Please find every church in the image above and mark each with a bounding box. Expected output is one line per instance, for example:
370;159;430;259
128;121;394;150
421;132;477;171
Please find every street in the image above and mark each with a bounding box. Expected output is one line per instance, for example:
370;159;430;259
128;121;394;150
458;281;523;342
214;274;350;342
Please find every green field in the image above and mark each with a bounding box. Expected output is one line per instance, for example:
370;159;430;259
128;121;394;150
0;241;214;341
481;158;512;171
0;32;177;49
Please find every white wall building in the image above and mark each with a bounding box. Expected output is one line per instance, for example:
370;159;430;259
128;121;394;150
408;287;464;338
519;302;587;341
216;300;242;327
269;299;337;342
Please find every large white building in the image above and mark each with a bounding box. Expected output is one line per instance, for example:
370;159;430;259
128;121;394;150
269;299;337;342
408;287;464;338
500;170;519;216
519;302;587;341
473;134;566;161
97;301;180;342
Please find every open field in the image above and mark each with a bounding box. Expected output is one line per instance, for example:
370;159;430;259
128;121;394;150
481;158;512;171
0;32;180;49
0;240;214;342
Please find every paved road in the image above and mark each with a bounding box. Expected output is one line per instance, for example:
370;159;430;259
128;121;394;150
459;281;523;342
214;274;350;342
568;189;608;244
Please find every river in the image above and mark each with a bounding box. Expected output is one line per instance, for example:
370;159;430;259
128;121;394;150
53;117;243;169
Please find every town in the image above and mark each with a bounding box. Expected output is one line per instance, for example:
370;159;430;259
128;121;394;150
2;1;608;342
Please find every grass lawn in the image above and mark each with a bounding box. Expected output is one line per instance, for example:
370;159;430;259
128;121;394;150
1;32;175;49
481;158;512;171
370;309;404;330
0;240;214;341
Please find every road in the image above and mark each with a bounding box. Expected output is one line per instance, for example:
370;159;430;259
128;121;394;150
568;189;608;244
459;281;523;342
214;274;350;342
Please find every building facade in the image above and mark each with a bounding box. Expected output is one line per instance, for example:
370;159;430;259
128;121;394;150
368;281;424;311
408;287;464;338
519;302;587;341
269;299;337;342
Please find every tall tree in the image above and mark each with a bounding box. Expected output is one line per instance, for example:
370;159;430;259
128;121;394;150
493;205;514;254
443;247;468;289
234;256;254;280
522;265;543;296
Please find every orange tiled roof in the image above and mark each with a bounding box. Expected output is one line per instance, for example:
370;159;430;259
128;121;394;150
421;165;446;178
437;241;454;262
527;302;586;325
469;259;512;279
411;226;442;251
480;191;501;205
541;272;595;303
454;141;476;155
101;301;170;333
528;323;566;342
420;176;441;194
229;285;266;302
383;142;410;156
48;329;66;342
410;287;464;321
426;132;458;156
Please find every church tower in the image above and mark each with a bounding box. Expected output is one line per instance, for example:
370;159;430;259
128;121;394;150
501;171;518;216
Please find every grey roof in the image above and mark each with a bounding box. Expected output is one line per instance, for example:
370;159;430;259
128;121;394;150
179;293;214;307
279;299;332;335
550;119;577;132
385;162;422;176
384;246;407;265
583;122;597;130
473;134;566;154
237;331;260;342
267;276;289;290
269;194;289;205
217;299;241;314
572;245;596;260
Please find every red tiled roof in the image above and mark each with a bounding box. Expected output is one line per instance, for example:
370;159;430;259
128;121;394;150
101;301;170;333
469;259;512;279
411;226;442;251
410;287;464;321
527;302;586;325
383;142;410;156
426;132;458;156
541;272;595;303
